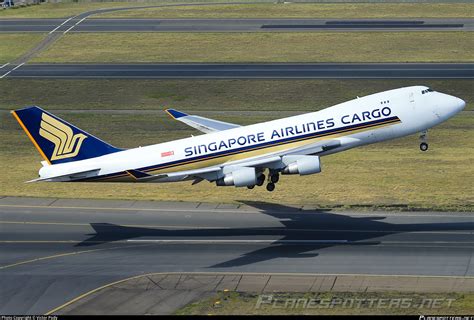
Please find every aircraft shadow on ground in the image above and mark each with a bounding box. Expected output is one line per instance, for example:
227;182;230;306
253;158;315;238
77;201;474;268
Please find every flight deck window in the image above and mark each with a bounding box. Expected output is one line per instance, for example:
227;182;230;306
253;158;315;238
422;88;434;94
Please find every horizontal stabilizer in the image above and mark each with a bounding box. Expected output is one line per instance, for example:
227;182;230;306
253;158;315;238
28;168;100;183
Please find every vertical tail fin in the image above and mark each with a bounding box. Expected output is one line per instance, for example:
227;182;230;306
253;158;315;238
12;106;121;165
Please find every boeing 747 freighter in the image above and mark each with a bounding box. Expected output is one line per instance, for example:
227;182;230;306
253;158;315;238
12;86;465;191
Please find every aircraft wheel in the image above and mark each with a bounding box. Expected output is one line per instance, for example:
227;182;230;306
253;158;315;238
266;183;275;192
256;174;265;186
420;142;428;152
247;185;255;190
270;173;279;183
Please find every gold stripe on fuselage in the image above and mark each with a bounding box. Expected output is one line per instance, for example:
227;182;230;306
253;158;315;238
95;118;400;182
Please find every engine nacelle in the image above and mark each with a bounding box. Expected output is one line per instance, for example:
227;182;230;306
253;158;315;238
281;155;321;175
216;167;256;187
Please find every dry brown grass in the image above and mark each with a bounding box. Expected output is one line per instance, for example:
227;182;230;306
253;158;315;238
34;32;474;63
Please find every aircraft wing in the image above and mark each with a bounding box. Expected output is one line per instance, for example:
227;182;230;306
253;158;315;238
126;166;222;184
224;139;341;169
127;139;341;184
165;108;240;134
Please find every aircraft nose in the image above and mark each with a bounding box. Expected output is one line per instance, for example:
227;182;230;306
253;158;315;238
454;97;466;112
443;94;465;115
434;93;465;120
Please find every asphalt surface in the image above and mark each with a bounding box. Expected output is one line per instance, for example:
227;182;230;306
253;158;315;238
0;18;471;33
54;273;474;315
2;63;473;79
0;197;473;313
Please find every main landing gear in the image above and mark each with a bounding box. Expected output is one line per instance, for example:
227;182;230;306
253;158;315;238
247;173;266;190
266;182;275;192
247;171;280;192
266;171;279;192
419;130;429;152
270;173;279;183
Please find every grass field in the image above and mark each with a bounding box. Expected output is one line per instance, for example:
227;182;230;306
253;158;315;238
95;3;474;19
1;79;472;211
0;34;45;64
1;79;472;111
176;291;474;315
1;2;472;19
33;32;474;63
0;2;164;19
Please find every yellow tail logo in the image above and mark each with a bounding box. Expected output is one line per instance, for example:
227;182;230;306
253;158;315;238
39;113;87;161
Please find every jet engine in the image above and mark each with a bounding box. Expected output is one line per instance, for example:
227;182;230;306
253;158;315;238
216;167;257;187
281;155;321;175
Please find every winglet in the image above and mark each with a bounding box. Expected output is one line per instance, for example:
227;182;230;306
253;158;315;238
165;108;188;119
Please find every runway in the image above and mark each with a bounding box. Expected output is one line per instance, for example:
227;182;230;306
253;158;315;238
0;18;471;33
3;63;473;79
0;197;473;313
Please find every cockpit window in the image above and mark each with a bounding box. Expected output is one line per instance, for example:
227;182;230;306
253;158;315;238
421;88;434;94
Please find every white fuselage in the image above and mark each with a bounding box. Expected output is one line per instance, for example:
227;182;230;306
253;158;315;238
38;86;465;182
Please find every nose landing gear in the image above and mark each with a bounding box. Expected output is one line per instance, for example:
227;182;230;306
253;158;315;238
419;130;429;152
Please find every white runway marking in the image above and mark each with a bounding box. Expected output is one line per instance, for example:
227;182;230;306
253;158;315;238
63;17;87;34
0;62;24;79
48;17;73;34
